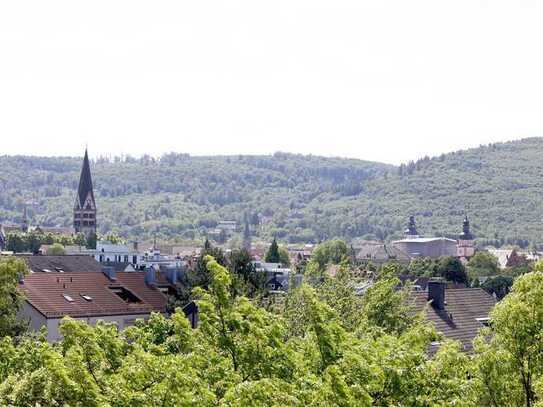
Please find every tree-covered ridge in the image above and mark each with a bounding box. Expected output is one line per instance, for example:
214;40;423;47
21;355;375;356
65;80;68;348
2;138;543;245
0;152;391;242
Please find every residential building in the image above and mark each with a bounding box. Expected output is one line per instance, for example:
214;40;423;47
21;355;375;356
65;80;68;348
18;267;176;342
93;241;140;267
252;261;296;291
487;248;540;269
411;281;496;352
355;242;412;265
16;254;104;273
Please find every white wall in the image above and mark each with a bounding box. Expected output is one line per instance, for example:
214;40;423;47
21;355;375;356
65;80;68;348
19;301;159;342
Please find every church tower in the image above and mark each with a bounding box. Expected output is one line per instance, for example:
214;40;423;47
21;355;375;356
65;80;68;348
457;215;475;259
73;149;97;237
404;215;419;237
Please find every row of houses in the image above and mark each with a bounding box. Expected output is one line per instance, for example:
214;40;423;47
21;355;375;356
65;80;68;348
13;254;185;341
10;252;495;352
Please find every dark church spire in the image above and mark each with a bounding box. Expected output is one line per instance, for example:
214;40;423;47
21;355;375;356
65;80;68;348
74;148;97;238
76;149;95;209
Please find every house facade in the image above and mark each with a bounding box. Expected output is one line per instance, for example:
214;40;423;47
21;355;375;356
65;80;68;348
18;268;174;342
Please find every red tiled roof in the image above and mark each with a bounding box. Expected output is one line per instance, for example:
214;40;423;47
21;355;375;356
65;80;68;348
411;288;496;352
19;272;169;319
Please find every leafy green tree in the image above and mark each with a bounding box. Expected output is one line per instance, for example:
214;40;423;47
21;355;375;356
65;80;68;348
481;275;513;300
74;233;87;246
408;257;438;277
47;243;66;255
103;233;123;244
467;251;500;277
194;255;291;381
0;257;28;337
228;248;265;297
278;246;291;267
176;241;228;305
437;256;469;285
264;238;281;263
473;268;543;407
5;233;25;253
315;262;363;331
86;232;97;249
311;239;348;271
359;274;416;335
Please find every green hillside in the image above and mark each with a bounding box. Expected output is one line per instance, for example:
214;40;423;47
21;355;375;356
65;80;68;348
1;138;542;247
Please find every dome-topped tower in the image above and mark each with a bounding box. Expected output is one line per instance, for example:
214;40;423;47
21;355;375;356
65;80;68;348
459;215;474;240
457;215;475;260
405;215;418;237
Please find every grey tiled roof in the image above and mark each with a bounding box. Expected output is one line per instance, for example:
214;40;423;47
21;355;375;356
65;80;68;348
411;288;496;352
18;254;103;273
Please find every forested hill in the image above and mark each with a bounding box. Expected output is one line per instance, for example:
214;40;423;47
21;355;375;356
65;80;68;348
1;138;543;247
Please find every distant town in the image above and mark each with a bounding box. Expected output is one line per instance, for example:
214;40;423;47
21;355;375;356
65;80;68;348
0;148;541;405
0;147;526;342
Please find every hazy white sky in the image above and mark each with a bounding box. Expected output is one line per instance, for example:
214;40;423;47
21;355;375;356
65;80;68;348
0;1;541;164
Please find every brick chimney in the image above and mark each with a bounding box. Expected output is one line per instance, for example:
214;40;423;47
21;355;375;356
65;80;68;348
428;280;446;310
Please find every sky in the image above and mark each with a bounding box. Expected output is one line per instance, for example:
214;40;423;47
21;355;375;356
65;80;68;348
1;1;542;165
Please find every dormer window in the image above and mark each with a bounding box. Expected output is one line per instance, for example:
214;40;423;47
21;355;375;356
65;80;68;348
476;317;491;327
109;287;142;304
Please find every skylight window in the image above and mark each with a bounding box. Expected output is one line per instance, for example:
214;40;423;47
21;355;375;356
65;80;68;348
80;294;93;302
63;294;74;302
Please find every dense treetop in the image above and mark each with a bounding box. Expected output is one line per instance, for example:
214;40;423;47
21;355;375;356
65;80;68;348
2;138;543;245
3;255;543;405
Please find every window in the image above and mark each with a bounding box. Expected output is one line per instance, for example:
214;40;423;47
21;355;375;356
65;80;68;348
157;285;176;296
109;287;142;304
476;317;491;327
63;294;74;302
80;294;93;302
